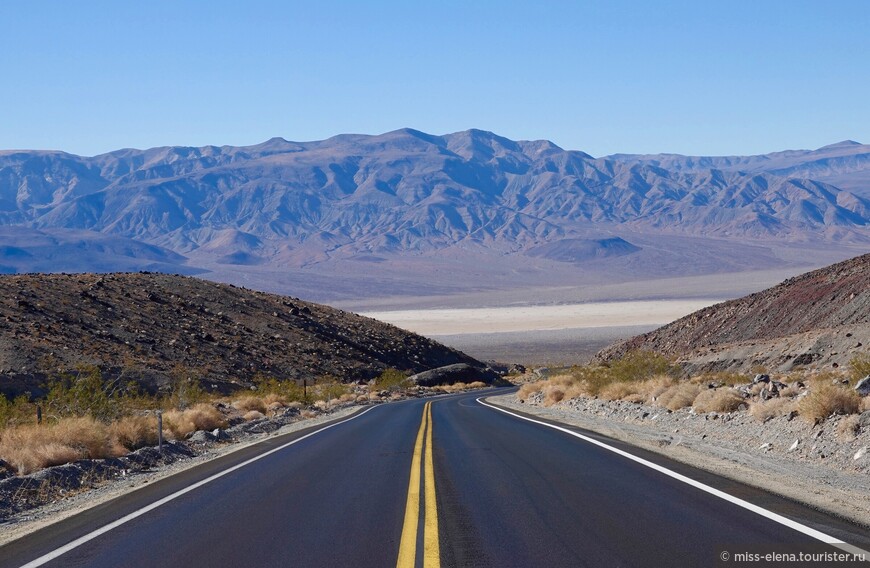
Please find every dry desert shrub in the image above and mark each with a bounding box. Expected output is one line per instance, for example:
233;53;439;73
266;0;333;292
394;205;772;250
467;381;487;389
233;396;267;414
779;384;802;397
599;380;642;401
262;393;285;406
109;415;158;451
689;371;745;387
542;385;565;406
266;401;285;414
163;403;227;439
517;380;548;402
243;410;265;421
0;417;120;475
641;375;677;403
798;383;861;424
749;398;797;422
836;415;861;439
656;383;701;411
862;397;870;412
692;388;745;413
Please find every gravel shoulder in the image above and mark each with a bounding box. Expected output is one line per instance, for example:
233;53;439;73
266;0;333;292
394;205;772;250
487;393;870;528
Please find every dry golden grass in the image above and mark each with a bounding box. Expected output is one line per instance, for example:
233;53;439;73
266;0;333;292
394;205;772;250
262;393;285;406
836;415;861;439
541;385;565;406
243;410;265;421
688;371;745;386
779;384;802;397
749;398;798;422
655;383;701;411
798;383;861;424
233;396;268;414
692;388;745;413
109;415;158;451
640;375;677;402
517;379;549;402
0;417;122;475
599;381;642;401
163;403;227;439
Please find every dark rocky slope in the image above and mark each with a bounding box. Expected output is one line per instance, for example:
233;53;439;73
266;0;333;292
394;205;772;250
0;272;481;397
597;253;870;372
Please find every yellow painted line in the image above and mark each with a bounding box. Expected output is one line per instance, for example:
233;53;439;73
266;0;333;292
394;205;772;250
423;401;440;568
396;402;428;568
396;401;441;568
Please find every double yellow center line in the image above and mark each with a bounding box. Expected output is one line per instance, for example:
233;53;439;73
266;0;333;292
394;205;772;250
396;401;440;568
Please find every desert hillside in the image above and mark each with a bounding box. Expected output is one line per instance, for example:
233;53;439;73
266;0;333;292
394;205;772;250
0;272;480;397
596;253;870;371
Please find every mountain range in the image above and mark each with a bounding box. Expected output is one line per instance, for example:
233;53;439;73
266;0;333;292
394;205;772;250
1;129;868;301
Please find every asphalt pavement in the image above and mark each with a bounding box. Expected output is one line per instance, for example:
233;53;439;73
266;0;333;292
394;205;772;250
2;389;868;567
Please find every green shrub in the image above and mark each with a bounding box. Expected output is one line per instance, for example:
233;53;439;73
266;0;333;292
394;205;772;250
43;365;119;422
373;368;409;390
253;375;308;403
607;351;675;383
0;393;34;428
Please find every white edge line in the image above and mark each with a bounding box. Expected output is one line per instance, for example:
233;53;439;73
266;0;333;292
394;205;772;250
19;405;378;568
477;397;870;557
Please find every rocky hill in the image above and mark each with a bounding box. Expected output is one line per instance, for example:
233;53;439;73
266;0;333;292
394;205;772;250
0;130;868;284
596;253;870;372
0;272;482;397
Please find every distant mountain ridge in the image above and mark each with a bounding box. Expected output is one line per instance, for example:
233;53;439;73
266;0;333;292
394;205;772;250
0;129;868;293
607;139;870;194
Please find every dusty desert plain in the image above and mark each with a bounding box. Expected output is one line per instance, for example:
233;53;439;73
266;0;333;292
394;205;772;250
348;267;807;365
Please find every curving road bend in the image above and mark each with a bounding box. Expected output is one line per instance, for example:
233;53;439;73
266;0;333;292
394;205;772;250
1;389;868;567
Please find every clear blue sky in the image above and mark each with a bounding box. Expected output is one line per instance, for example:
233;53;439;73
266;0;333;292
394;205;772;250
2;1;868;157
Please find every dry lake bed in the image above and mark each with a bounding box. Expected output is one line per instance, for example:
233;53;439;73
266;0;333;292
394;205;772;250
361;299;721;366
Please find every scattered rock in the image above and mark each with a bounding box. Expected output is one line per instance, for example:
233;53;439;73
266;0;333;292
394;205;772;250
788;439;800;452
188;430;216;443
407;363;501;387
211;428;231;441
855;376;870;396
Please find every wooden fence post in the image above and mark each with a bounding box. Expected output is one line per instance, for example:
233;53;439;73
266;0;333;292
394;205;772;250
157;410;163;453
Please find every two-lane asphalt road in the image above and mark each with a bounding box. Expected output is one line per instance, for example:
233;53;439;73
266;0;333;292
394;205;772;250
2;390;868;567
